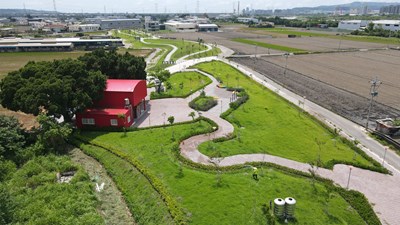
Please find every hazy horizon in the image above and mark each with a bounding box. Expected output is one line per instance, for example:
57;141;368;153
1;0;400;13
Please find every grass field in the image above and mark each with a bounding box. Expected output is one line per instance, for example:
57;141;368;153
194;61;381;170
151;71;212;99
78;121;369;225
144;39;208;61
82;117;378;224
232;38;308;53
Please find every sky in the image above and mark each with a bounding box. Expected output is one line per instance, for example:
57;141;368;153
1;0;400;13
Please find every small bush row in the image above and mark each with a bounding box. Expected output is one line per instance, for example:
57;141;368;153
70;139;173;224
71;136;187;225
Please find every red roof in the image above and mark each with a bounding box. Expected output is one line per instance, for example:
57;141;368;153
105;79;143;92
82;108;129;115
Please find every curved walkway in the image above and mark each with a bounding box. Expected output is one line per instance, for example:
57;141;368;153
141;38;178;62
176;43;212;63
118;31;400;224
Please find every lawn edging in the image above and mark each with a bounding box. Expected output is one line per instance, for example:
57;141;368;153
71;135;188;225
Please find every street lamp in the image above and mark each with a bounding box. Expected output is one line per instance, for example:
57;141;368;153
382;147;388;166
162;112;166;126
346;166;353;189
283;53;289;75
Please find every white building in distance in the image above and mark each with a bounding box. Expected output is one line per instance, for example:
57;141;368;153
338;20;369;30
373;20;400;32
164;21;197;32
338;20;400;31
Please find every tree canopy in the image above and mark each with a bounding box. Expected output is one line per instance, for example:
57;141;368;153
0;59;107;122
78;49;147;80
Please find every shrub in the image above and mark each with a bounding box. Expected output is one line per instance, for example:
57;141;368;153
189;96;218;111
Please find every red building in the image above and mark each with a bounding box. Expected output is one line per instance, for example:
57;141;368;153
76;79;147;128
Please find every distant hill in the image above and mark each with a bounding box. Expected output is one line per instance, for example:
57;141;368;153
0;8;54;16
292;1;400;12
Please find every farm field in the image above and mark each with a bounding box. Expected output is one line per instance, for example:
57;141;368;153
0;49;151;79
231;52;400;128
261;50;400;110
77;122;371;225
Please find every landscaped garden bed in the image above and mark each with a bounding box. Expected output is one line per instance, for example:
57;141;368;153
189;92;218;111
194;61;386;173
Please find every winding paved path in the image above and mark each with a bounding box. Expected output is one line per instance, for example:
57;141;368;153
119;31;400;224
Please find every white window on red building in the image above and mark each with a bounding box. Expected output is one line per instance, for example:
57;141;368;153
127;116;131;123
110;119;118;126
82;118;95;125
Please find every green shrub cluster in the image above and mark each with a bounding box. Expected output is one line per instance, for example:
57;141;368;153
189;95;218;111
229;91;249;110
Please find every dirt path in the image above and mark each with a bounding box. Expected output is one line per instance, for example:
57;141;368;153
69;148;135;225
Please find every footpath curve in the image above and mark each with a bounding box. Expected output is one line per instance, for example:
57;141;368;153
166;54;400;225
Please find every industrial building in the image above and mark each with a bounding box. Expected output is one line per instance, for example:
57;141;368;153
164;21;197;32
198;24;219;32
338;20;369;30
373;20;400;32
338;20;400;31
0;37;123;52
144;17;160;32
76;79;147;128
79;24;101;32
100;19;141;30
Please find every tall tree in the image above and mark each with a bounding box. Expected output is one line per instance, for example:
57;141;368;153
0;59;107;122
78;49;147;80
0;115;26;164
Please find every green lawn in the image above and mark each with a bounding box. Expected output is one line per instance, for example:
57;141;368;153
144;39;209;61
78;121;369;225
186;46;222;59
194;61;382;171
151;71;212;99
232;38;308;54
115;31;219;70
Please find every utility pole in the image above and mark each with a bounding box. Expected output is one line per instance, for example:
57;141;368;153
365;77;382;130
283;53;289;75
53;0;57;13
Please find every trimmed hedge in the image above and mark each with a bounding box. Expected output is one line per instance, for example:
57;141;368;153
78;116;218;133
72;135;187;225
189;95;218;111
70;139;173;224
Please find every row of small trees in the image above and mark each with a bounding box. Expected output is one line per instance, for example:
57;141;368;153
351;23;400;38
